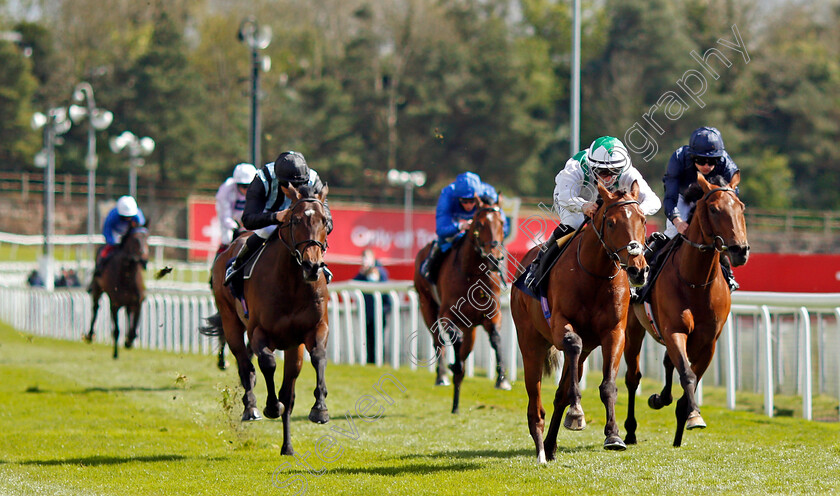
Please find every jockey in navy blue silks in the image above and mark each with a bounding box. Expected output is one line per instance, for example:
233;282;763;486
420;172;509;282
224;150;333;285
651;126;741;290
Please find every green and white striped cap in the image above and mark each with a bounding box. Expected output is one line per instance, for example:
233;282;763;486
585;136;630;175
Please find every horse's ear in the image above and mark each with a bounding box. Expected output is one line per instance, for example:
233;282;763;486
629;180;640;200
596;180;614;202
728;171;741;189
697;171;712;192
281;183;300;202
318;183;329;202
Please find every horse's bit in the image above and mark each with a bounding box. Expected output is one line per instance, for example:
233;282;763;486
679;187;737;253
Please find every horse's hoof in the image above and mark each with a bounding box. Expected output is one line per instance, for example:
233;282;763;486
625;434;637;445
241;408;262;421
435;377;450;386
563;407;586;431
495;378;512;390
124;341;134;350
648;394;670;409
604;436;627;451
83;333;94;343
309;408;329;424
217;360;228;371
686;413;706;430
281;445;294;456
264;402;283;419
537;450;547;465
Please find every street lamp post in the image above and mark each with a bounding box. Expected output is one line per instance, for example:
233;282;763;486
31;107;72;290
387;169;427;260
69;82;113;260
109;131;155;198
238;18;272;167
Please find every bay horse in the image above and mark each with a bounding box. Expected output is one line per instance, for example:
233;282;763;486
623;173;749;447
201;184;330;456
413;203;510;414
85;227;149;360
511;181;648;463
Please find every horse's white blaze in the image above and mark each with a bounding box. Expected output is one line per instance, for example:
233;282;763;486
305;209;315;217
628;241;643;256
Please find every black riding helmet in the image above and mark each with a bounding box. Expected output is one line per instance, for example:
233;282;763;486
274;151;310;186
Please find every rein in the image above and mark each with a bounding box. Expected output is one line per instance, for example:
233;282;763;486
577;199;644;280
277;197;329;266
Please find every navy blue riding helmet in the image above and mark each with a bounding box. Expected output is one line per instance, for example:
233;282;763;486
689;126;725;159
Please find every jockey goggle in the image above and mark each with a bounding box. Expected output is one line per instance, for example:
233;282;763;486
694;156;722;166
593;167;621;186
459;197;477;206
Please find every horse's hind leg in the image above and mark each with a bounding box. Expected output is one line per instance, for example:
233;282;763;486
222;311;259;421
252;329;282;419
217;336;228;370
521;342;549;463
623;316;646;445
649;353;675;409
543;333;584;461
125;303;141;349
450;326;475;414
278;344;304;455
86;289;102;342
485;321;511;390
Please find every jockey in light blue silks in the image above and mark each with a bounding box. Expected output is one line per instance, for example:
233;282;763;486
420;172;509;282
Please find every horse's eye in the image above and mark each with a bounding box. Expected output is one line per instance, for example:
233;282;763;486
607;220;615;228
709;206;720;214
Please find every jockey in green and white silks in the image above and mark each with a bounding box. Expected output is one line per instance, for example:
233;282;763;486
553;136;660;228
524;136;660;293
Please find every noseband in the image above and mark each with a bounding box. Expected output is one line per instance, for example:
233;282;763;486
679;187;737;253
277;198;329;267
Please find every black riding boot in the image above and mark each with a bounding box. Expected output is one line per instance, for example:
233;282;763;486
644;232;670;265
720;255;739;292
224;234;264;285
524;224;574;292
421;241;444;283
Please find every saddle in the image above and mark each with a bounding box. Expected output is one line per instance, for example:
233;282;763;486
513;227;581;300
226;235;272;304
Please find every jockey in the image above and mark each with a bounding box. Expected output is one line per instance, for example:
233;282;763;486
215;162;257;254
94;195;146;278
524;136;661;292
224;150;333;285
654;126;741;290
420;171;509;282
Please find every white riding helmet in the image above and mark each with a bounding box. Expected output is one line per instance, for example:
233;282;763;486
116;195;138;217
586;136;631;177
232;162;257;186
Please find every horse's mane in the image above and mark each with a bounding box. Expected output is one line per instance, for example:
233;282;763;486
684;175;728;223
297;184;317;199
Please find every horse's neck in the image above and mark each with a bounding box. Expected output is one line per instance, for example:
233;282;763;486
578;229;615;275
678;220;720;282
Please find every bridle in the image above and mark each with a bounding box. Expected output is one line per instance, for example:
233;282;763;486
277;197;329;267
674;186;738;288
468;207;507;284
121;227;149;267
678;187;737;253
577;199;644;280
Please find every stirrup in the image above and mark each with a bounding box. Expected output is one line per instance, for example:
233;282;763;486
224;264;238;285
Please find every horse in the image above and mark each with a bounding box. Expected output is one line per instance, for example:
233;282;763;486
623;172;749;447
201;183;331;456
85;227;149;360
413;203;510;414
510;181;649;463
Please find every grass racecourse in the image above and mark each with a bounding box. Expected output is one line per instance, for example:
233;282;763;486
0;322;838;496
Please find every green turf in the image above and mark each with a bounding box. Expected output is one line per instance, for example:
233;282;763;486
0;322;838;496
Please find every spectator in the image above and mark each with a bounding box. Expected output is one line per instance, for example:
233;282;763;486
27;270;44;287
353;249;392;364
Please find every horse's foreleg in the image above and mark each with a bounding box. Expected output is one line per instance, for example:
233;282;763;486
561;332;586;432
665;333;698;447
278;344;304;455
124;303;141;349
450;326;475;414
306;325;330;424
599;329;627;451
623;317;646;445
110;305;121;360
252;331;281;420
485;322;511;390
649;353;675;409
522;347;548;463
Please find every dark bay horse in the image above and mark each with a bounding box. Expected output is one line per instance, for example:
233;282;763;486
414;204;510;414
623;173;749;447
511;181;648;463
86;227;149;359
201;184;330;456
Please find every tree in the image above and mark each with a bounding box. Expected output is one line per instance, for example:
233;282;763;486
0;39;39;171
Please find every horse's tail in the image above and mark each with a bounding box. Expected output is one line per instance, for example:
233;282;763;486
543;346;561;378
199;313;224;337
